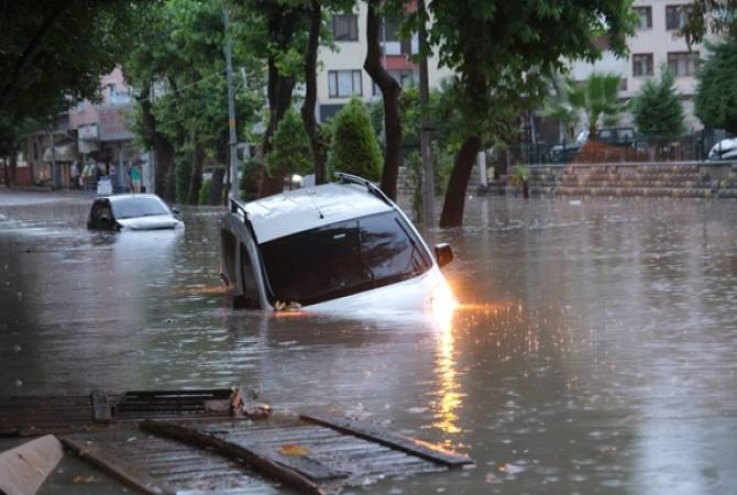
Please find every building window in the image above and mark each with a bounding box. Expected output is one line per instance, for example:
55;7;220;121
666;5;687;30
332;14;358;41
668;51;700;76
328;70;362;98
634;7;652;29
632;54;654;76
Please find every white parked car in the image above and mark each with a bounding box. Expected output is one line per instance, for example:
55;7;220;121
707;138;737;161
87;194;183;231
220;173;455;313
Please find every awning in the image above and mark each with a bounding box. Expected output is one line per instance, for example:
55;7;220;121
43;142;77;162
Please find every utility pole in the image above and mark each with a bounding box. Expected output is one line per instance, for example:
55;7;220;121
223;6;239;201
418;0;435;228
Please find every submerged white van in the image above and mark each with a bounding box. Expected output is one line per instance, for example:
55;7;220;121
220;173;455;313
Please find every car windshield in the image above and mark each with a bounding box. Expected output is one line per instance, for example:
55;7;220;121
111;197;170;219
259;211;432;306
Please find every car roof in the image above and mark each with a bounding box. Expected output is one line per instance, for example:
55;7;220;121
99;194;165;203
244;182;394;243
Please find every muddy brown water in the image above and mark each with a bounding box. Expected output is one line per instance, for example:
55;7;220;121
1;189;737;494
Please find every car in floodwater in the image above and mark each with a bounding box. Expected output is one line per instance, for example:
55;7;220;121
87;194;183;231
707;138;737;161
220;173;455;313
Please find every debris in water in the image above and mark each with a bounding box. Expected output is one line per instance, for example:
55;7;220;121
279;443;311;457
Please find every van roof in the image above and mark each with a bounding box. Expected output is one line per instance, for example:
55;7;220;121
244;182;394;243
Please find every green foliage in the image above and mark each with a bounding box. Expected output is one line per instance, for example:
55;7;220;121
328;98;383;181
548;73;627;139
432;142;454;195
405;151;424;223
0;0;136;152
267;108;313;177
198;178;212;205
423;0;635;143
631;67;685;143
580;73;628;137
509;165;530;187
122;0;264;189
680;1;737;45
695;37;737;135
174;147;193;204
240;158;262;200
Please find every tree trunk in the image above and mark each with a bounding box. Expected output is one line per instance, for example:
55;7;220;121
439;136;481;228
187;141;205;205
262;7;298;155
208;167;225;205
301;0;325;184
364;0;402;201
138;86;175;198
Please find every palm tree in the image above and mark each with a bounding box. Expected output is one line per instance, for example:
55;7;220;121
545;72;626;141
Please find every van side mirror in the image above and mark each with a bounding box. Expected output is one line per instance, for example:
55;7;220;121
434;243;453;268
171;208;180;215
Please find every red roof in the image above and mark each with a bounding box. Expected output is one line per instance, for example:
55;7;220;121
384;55;416;70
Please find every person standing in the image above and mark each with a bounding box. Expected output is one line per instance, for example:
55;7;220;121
70;160;80;189
130;162;142;193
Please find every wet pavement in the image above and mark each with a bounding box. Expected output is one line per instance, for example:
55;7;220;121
1;188;737;494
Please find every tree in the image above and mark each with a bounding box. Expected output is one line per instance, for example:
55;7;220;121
578;73;628;139
364;0;403;200
543;76;583;141
681;1;737;45
123;0;263;204
632;67;685;144
328;98;382;180
695;37;737;135
0;1;136;169
425;1;634;227
268;108;313;177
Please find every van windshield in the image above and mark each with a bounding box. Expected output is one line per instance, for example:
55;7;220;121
112;197;169;219
259;211;432;306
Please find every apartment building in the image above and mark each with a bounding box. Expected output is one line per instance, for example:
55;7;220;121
316;3;451;122
571;0;720;131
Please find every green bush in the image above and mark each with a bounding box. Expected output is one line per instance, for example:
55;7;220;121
405;151;424;223
240;158;262;200
695;38;737;135
328;98;382;181
174;149;192;204
631;67;685;144
267;108;313;178
198;178;212;205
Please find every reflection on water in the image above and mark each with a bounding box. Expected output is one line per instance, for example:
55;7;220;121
2;191;737;494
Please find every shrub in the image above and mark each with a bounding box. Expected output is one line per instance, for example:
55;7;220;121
240;158;262;200
695;38;737;135
174;148;192;204
198;178;212;205
328;98;382;181
631;67;685;144
267;108;313;178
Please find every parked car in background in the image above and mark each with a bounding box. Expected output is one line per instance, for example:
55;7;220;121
87;194;183;231
220;173;455;313
550;127;637;163
549;131;589;163
707;138;737;161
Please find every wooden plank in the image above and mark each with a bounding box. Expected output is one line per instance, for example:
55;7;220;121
0;435;64;495
140;420;337;495
300;415;474;469
60;436;176;495
92;390;112;423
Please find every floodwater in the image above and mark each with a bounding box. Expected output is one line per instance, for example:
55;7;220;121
1;189;737;494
